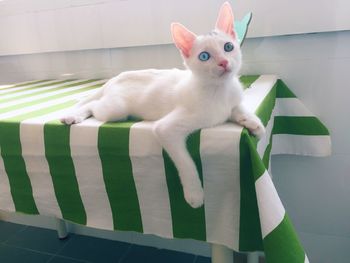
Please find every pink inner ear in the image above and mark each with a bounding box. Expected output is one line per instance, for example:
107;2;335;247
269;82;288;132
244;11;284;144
171;23;196;58
216;2;236;39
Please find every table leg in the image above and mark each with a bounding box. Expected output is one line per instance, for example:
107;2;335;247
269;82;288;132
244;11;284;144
211;244;233;263
247;252;261;263
55;218;68;239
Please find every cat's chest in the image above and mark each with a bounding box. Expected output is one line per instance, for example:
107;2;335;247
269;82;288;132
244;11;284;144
204;98;232;122
189;90;235;125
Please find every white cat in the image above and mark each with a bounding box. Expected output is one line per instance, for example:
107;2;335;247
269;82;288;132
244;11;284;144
60;2;265;208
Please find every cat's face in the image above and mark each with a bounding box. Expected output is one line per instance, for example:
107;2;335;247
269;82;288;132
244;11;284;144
171;2;241;80
185;30;241;79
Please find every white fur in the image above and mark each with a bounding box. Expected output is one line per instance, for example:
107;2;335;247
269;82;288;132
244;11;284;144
61;3;265;208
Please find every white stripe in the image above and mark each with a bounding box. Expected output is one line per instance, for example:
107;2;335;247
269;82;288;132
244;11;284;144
70;118;114;230
0;87;99;120
20;112;68;218
257;96;326;158
19;100;111;220
275;98;314;117
255;171;285;238
0;84;14;89
0;148;15;212
129;121;173;238
305;255;310;263
0;80;50;90
0;80;103;110
201;123;243;251
0;91;85;215
267;158;272;178
245;75;277;158
242;75;278;113
0;79;58;93
0;79;71;95
0;85;101;216
271;134;332;156
20;108;74;124
257;107;277;158
0;103;72;214
201;75;278;245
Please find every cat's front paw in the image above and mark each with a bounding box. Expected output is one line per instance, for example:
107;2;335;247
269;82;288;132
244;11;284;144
184;185;204;209
60;115;84;125
250;122;265;139
239;116;266;139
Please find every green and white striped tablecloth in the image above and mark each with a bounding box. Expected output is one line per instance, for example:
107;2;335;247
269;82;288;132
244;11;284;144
0;76;330;263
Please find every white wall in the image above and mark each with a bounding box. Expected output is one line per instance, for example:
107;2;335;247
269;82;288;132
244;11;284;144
1;0;350;55
1;30;349;262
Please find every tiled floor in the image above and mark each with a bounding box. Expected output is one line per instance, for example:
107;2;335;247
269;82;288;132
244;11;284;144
0;220;211;263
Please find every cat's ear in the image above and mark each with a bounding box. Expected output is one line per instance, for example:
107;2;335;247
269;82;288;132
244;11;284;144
171;23;197;58
215;2;236;39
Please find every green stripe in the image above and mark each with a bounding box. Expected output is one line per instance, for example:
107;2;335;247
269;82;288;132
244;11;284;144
262;138;273;169
240;75;260;89
0;122;39;214
1;95;82;217
13;79;52;87
262;115;330;168
163;131;206;241
276;80;296;98
5;101;76;123
0;79;74;97
0;100;77;215
0;84;102;121
0;80;90;217
263;214;305;263
255;83;277;126
44;119;86;224
273;116;330;135
98;121;143;232
255;83;277;168
243;80;277;174
238;76;277;251
0;82;102;114
0;82;101;118
1;80;52;90
261;78;329;168
239;130;264;251
0;79;99;104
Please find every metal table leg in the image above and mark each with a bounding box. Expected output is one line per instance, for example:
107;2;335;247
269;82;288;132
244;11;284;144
247;252;261;263
211;244;233;263
55;218;68;239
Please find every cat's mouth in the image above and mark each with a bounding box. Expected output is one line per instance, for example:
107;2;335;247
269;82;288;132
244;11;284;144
218;68;232;77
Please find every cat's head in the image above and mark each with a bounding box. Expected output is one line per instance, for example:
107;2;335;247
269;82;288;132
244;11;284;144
171;2;241;80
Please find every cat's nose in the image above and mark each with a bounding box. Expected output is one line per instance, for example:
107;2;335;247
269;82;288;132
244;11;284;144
218;60;228;69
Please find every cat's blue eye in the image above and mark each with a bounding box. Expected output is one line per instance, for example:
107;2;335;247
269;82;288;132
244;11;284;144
224;42;234;52
198;51;211;61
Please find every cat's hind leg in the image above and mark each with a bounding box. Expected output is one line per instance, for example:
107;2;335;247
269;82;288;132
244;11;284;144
91;97;128;122
60;97;128;124
60;101;95;125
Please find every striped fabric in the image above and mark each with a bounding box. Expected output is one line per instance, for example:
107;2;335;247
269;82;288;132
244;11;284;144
0;76;330;263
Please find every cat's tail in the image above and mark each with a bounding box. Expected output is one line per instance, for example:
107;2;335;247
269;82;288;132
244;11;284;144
75;86;104;107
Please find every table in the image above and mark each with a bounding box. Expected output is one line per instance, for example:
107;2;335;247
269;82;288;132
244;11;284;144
0;76;331;263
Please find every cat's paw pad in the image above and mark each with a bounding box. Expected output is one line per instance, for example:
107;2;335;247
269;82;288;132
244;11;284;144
239;117;266;139
184;186;204;209
60;115;84;125
250;123;266;139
